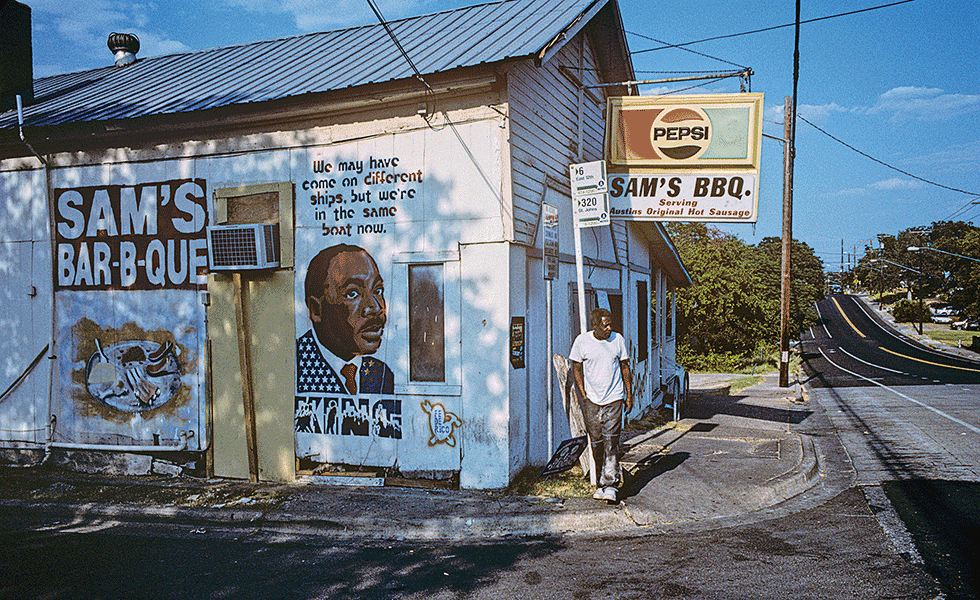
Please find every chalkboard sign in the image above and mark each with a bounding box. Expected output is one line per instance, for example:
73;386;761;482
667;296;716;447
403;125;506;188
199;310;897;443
542;203;559;280
510;316;525;369
540;435;588;477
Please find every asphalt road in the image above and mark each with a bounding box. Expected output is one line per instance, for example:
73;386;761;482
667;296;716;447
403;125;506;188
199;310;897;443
0;490;939;600
804;294;980;387
802;295;980;598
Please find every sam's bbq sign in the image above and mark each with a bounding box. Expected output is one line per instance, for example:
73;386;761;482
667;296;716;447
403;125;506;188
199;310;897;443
55;179;209;291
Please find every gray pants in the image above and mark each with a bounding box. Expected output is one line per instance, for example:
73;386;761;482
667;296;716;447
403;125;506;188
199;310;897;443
583;399;623;488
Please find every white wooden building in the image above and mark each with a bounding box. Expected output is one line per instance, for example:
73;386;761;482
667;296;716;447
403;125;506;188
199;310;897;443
0;0;690;489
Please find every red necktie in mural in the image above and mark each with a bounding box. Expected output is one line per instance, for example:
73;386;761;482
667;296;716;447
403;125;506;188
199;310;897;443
340;363;357;395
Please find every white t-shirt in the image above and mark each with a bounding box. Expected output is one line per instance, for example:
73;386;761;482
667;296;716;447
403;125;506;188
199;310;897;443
569;330;628;405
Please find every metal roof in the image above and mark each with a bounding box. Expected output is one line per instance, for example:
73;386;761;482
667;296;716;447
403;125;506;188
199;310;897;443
3;0;615;130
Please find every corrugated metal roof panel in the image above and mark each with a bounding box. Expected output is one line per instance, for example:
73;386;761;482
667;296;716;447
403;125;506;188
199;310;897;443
2;0;611;130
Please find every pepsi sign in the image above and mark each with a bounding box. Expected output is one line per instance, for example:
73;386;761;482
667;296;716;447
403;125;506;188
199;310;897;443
607;94;763;169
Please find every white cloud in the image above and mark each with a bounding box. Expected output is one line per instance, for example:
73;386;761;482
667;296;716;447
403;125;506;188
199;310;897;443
904;140;980;173
833;178;926;197
30;0;189;70
220;0;430;30
869;178;926;191
793;87;980;125
866;86;980;121
833;187;869;197
795;102;851;122
639;86;678;96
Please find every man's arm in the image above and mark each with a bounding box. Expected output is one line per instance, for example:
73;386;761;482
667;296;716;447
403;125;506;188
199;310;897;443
619;359;633;412
571;360;587;402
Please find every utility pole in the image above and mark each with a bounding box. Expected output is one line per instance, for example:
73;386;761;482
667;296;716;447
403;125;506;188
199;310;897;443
779;96;793;387
840;239;844;291
779;0;801;388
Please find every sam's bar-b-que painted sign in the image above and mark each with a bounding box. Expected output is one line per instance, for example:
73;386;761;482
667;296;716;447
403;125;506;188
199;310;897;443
605;93;763;223
55;179;209;290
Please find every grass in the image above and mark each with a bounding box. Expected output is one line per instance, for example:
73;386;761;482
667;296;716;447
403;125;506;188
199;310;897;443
730;375;764;393
506;405;679;500
922;325;978;347
507;464;596;499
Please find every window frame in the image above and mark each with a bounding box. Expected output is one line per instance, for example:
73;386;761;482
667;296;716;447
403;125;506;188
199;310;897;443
391;251;461;396
636;279;649;363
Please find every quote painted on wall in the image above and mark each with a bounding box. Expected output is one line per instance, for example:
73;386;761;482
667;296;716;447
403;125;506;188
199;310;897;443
301;155;423;238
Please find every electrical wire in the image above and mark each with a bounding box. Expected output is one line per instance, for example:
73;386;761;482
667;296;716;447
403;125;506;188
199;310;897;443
365;0;431;92
632;0;916;54
798;115;980;197
363;0;505;217
626;30;747;69
942;196;980;222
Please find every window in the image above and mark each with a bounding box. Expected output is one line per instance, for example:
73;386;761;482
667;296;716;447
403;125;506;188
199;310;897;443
606;292;623;334
409;264;445;382
637;280;648;362
392;252;460;395
569;283;595;343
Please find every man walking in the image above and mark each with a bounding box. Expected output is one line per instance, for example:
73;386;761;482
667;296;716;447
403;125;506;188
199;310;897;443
570;308;633;503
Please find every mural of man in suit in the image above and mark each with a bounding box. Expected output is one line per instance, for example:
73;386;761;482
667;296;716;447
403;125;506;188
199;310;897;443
297;244;395;395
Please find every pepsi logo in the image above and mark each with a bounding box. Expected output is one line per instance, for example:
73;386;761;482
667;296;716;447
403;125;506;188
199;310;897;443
651;107;711;160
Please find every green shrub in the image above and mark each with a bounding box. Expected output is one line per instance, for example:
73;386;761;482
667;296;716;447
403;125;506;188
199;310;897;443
676;348;744;372
892;298;931;323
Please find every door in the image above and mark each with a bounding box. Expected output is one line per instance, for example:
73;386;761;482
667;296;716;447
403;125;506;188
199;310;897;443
208;183;296;481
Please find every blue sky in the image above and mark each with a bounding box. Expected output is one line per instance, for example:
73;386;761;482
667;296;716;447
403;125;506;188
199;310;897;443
24;0;980;271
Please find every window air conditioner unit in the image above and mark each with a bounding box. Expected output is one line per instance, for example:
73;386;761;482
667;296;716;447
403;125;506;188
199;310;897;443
206;223;280;271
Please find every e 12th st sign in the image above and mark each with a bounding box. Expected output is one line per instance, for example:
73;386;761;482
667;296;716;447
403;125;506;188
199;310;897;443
569;161;609;228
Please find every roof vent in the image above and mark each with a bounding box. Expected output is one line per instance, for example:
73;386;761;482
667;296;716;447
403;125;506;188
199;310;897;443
108;32;140;67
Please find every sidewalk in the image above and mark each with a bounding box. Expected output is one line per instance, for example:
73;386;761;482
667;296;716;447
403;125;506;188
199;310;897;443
0;373;822;541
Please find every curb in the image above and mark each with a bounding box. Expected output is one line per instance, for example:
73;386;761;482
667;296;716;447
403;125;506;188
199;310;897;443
0;433;822;541
0;378;824;541
0;496;632;541
759;434;820;506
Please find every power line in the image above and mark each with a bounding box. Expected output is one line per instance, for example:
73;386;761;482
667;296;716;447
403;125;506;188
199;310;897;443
942;196;980;221
632;0;916;54
365;0;431;91
798;115;980;197
363;0;504;216
626;30;747;69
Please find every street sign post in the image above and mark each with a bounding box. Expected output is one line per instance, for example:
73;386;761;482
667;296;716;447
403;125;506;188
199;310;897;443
569;161;608;335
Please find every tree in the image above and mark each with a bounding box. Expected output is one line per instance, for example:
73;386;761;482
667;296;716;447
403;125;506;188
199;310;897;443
756;237;825;336
859;221;980;315
667;223;769;356
664;224;823;360
930;221;980;317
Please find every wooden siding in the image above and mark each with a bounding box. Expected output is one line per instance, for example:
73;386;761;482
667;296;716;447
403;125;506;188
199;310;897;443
506;33;609;248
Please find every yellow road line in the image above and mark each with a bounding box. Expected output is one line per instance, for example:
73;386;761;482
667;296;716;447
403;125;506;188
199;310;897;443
879;346;980;373
831;297;866;338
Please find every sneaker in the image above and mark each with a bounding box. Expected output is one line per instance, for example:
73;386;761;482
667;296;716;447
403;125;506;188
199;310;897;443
592;488;607;501
599;487;617;503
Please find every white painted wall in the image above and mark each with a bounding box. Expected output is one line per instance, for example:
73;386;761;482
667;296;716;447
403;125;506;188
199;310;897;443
459;241;512;489
0;166;51;449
